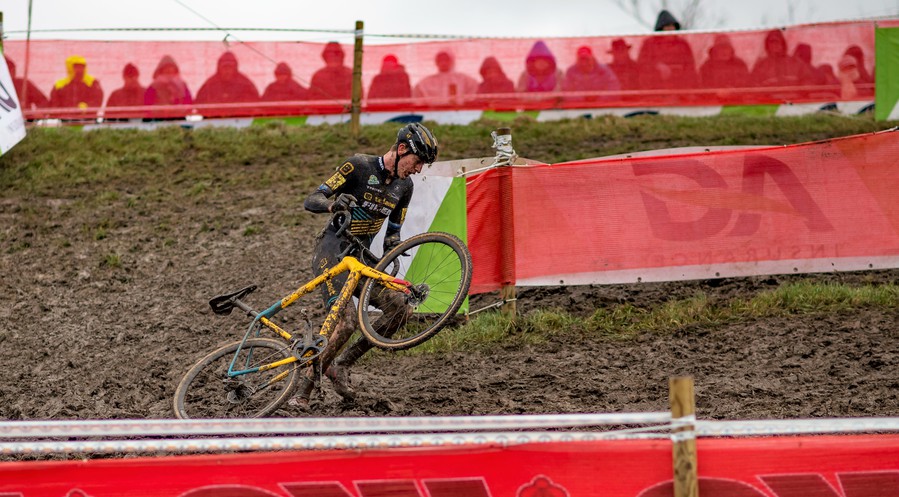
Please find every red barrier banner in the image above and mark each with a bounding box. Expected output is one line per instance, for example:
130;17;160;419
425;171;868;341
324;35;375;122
466;129;899;293
0;436;897;496
2;20;881;119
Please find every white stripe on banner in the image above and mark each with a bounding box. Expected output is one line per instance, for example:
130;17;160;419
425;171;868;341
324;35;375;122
370;165;456;257
516;255;899;287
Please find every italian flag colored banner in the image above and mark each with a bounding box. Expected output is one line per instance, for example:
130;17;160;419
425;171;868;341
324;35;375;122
0;47;27;156
372;162;468;313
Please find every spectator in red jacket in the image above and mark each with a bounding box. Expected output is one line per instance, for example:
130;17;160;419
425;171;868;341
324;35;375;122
413;50;478;98
144;55;192;106
49;55;103;109
750;29;814;89
562;45;620;93
4;57;49;110
477;56;515;94
106;63;146;107
699;34;749;89
195;51;260;104
607;38;641;90
368;55;411;99
636;10;698;90
261;62;309;102
309;42;355;101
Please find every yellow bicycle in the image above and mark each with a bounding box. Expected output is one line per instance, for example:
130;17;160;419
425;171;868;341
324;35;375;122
173;214;472;419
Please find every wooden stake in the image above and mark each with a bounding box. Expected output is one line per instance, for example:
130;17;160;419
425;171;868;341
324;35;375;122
670;376;699;497
350;20;364;138
496;127;516;319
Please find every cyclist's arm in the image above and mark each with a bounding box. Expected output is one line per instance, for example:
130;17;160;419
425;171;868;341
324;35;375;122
304;160;357;213
385;185;413;242
304;189;332;213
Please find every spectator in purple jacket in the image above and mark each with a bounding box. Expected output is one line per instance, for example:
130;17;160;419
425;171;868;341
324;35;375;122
195;51;260;104
517;40;562;92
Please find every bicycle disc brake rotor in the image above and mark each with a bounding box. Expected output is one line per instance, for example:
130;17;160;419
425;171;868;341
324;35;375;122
223;377;254;403
408;283;431;307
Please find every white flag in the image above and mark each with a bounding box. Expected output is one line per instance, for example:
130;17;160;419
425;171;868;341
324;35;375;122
0;50;27;155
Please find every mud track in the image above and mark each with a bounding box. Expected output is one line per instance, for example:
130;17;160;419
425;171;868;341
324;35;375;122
1;189;897;421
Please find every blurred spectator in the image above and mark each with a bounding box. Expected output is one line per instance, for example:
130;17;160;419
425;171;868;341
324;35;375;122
309;42;355;101
144;55;192;106
843;45;874;84
698;34;749;89
106;63;146;107
607;38;641;90
49;55;103;109
837;54;864;99
562;45;620;93
477;56;515;94
413;51;478;99
4;57;49;110
636;10;698;89
793;43;837;86
195;51;260;104
261;62;309;102
517;40;562;92
368;55;411;99
750;29;814;88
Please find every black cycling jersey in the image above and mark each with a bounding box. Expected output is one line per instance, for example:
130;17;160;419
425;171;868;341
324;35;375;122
308;154;413;247
305;154;414;307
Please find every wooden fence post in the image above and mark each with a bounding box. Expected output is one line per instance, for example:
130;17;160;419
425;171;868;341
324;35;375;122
350;20;364;138
670;376;699;497
495;127;517;318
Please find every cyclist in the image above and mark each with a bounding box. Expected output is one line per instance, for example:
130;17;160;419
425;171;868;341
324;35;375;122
294;122;439;407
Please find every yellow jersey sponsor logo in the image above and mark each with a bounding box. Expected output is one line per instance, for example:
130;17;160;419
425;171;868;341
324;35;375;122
339;162;354;175
325;172;346;191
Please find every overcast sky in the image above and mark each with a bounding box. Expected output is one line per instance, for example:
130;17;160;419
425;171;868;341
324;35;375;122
2;0;897;43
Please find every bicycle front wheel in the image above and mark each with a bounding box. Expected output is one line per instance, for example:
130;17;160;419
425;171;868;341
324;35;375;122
357;232;472;350
173;338;301;419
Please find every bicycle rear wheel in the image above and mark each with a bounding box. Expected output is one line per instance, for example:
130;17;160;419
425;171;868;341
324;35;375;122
357;232;472;350
173;337;301;419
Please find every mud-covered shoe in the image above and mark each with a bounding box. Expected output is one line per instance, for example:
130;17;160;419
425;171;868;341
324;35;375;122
288;377;314;409
325;365;356;400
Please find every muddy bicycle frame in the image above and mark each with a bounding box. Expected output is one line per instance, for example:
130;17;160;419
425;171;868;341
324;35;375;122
213;217;412;381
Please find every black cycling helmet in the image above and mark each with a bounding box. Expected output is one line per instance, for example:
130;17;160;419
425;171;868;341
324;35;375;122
396;122;439;164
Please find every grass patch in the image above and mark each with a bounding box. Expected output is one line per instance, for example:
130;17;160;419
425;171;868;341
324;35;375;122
404;281;899;355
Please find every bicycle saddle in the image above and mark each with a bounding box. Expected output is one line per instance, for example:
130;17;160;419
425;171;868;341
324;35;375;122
209;285;257;315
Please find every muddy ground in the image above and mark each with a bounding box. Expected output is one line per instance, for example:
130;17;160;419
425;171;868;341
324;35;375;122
1;183;897;423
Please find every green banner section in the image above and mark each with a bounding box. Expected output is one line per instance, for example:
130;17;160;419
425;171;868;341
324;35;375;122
875;27;899;121
720;105;779;117
408;176;468;314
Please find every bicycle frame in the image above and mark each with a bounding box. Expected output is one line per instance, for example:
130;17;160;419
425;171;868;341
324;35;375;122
226;255;412;378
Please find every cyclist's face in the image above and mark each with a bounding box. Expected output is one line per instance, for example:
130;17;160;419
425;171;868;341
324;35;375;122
397;152;424;179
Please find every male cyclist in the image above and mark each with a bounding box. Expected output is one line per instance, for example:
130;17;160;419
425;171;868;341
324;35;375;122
294;122;439;407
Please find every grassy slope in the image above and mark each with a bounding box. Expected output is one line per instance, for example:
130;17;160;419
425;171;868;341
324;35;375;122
2;114;897;349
